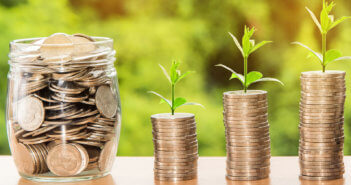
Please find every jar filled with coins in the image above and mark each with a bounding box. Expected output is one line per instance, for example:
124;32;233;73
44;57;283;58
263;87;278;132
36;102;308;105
6;33;121;181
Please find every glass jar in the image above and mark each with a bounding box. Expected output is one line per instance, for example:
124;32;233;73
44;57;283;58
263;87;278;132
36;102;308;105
6;33;121;182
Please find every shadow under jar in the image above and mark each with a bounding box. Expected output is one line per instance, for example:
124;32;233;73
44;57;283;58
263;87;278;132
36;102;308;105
6;33;121;182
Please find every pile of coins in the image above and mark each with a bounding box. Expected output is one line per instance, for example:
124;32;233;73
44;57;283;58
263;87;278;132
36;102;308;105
223;90;270;181
151;113;198;181
8;33;119;177
299;71;345;180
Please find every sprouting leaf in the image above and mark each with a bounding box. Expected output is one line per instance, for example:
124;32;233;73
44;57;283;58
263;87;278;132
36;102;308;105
325;49;342;65
170;61;180;84
329;16;351;30
176;71;193;84
159;64;171;83
246;71;263;87
148;91;172;108
320;1;336;33
332;56;351;62
251;77;284;86
177;102;205;109
215;64;244;85
306;7;322;32
173;97;187;109
291;42;323;64
242;26;255;58
228;32;244;57
250;41;272;54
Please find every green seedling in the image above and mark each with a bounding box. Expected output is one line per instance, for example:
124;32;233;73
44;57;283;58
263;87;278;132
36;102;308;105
293;0;351;72
216;26;283;93
149;61;203;115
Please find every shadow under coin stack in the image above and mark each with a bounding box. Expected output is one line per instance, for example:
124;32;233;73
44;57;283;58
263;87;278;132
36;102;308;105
8;33;120;178
299;71;345;180
151;113;198;181
223;90;270;181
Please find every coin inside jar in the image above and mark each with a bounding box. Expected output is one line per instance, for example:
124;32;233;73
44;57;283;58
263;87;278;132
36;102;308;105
46;143;89;176
95;85;118;118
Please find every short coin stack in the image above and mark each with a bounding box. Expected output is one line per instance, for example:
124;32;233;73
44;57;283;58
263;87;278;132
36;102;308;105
223;90;270;181
8;33;119;177
151;113;198;181
299;71;345;180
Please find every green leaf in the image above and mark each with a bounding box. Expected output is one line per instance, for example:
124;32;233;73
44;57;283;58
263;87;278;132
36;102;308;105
320;1;335;33
246;71;263;88
325;49;342;65
249;41;272;54
148;91;172;108
329;16;351;31
173;97;187;110
159;64;171;83
215;64;244;85
333;56;351;62
177;102;205;109
175;71;193;84
242;26;255;58
291;42;323;64
170;61;180;84
251;77;284;86
306;7;322;33
228;32;244;57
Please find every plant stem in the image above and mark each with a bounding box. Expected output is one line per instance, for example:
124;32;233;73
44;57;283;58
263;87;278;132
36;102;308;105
171;83;175;115
322;33;327;72
244;56;248;93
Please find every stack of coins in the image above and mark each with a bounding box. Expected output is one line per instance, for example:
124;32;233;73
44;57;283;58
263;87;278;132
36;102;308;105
8;33;120;177
151;113;198;181
299;71;345;180
223;90;270;181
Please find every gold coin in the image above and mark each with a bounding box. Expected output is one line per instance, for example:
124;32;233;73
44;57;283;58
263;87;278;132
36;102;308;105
299;175;343;180
16;96;45;131
95;85;118;118
70;34;96;54
151;113;195;122
40;33;74;58
226;174;268;181
223;90;267;99
301;71;345;78
13;143;36;175
47;144;87;176
98;140;117;172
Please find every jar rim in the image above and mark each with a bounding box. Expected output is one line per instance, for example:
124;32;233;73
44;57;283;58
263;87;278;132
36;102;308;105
10;36;113;47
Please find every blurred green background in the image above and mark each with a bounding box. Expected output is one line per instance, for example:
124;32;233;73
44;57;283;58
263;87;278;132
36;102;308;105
1;0;351;156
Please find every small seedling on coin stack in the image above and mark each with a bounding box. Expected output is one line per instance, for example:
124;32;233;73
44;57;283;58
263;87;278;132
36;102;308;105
216;26;283;93
292;0;351;72
149;61;203;115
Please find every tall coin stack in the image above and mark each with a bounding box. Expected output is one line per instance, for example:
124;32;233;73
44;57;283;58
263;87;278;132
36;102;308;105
151;113;198;181
223;90;270;181
299;71;345;180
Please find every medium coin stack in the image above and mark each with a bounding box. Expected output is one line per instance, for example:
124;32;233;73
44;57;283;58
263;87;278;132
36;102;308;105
8;33;119;177
299;71;345;180
151;113;198;181
223;90;270;181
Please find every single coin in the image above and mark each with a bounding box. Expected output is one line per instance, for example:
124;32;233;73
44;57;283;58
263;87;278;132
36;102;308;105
300;175;343;180
16;96;45;131
226;174;268;181
47;144;87;176
70;34;96;54
223;90;267;99
40;33;74;58
13;143;35;175
155;174;196;181
98;140;116;172
301;71;345;78
95;85;118;118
